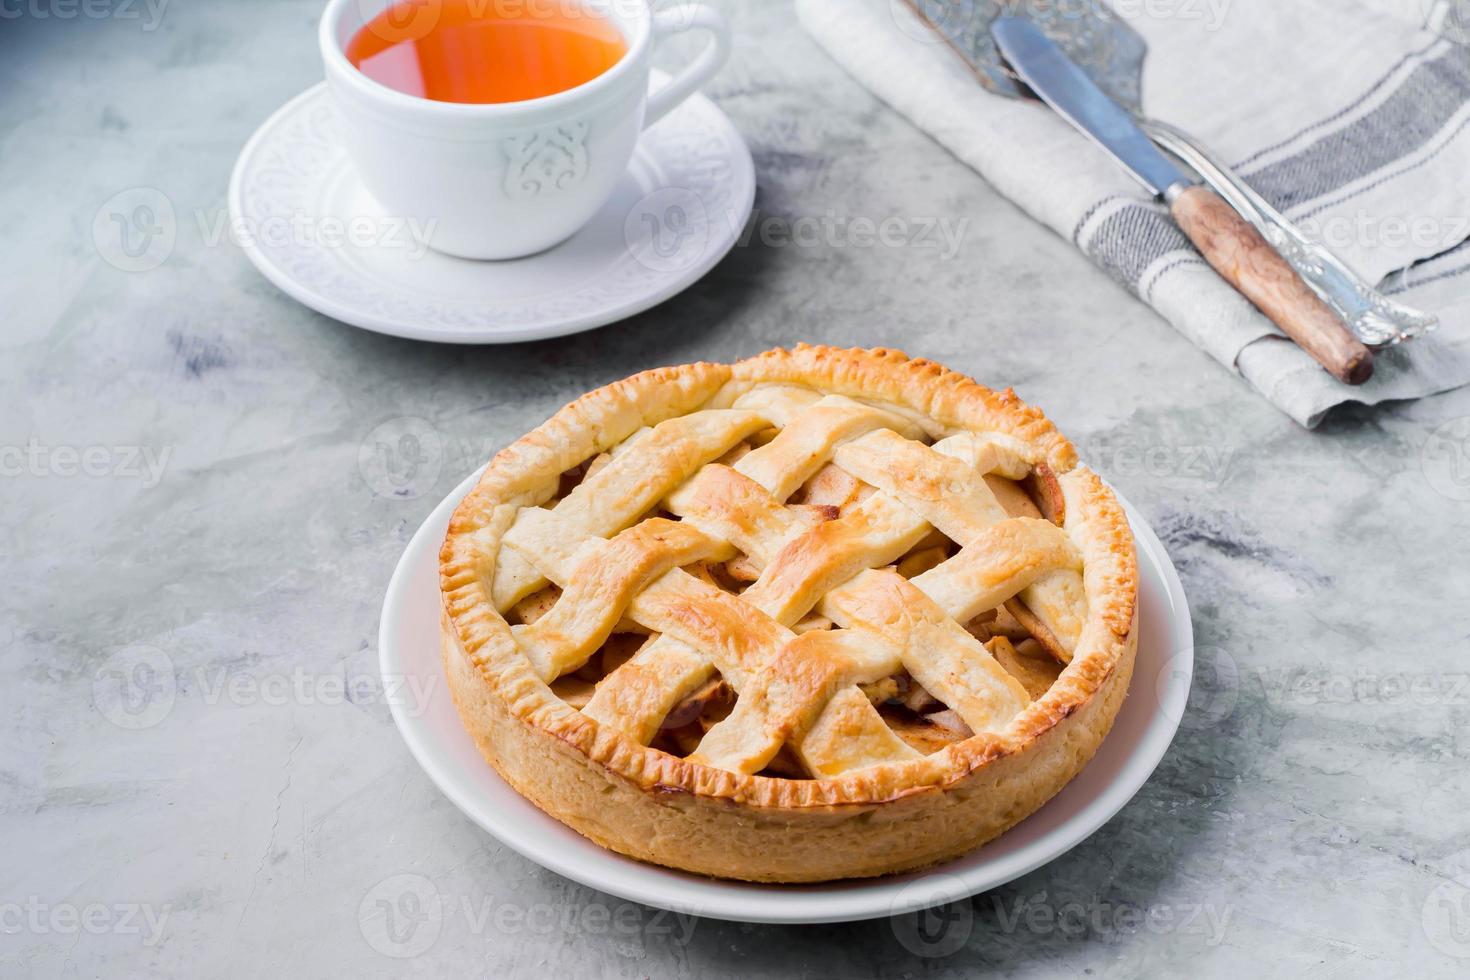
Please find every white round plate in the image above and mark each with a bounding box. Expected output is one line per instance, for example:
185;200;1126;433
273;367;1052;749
379;469;1194;923
229;80;755;344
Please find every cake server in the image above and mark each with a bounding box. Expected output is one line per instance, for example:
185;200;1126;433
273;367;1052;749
989;16;1371;384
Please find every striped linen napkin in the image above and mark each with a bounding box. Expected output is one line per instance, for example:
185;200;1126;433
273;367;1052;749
796;0;1470;426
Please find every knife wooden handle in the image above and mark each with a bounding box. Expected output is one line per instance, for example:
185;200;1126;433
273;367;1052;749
1169;185;1373;385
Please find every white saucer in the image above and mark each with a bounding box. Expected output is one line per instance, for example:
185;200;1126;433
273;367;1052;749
378;469;1193;923
228;79;755;344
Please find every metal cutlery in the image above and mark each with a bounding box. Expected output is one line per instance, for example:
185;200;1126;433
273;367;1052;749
989;16;1372;383
1139;119;1438;349
900;1;1439;380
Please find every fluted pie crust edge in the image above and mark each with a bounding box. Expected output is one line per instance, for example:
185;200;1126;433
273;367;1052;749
438;346;1138;882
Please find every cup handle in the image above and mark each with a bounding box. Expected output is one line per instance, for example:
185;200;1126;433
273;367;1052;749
643;6;731;129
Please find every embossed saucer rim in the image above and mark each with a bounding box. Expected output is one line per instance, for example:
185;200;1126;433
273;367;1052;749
227;80;755;344
378;467;1194;923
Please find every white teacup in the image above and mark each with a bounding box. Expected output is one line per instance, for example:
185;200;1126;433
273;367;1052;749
319;0;731;260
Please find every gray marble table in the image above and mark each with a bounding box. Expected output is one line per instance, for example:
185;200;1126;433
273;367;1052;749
5;1;1470;976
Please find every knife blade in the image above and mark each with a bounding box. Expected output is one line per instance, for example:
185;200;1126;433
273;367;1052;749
990;16;1190;200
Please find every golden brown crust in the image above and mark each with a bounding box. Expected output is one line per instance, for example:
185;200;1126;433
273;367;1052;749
438;346;1138;880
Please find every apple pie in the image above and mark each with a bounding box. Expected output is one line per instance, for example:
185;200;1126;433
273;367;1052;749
439;345;1137;882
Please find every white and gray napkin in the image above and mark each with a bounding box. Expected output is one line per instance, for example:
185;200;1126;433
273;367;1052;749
797;0;1470;426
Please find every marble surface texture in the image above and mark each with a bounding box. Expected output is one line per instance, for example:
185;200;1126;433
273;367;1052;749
5;1;1470;977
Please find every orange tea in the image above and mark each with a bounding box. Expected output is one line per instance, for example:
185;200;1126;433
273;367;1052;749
346;0;629;105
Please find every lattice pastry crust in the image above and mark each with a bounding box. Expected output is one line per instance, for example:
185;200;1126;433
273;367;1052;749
440;346;1138;882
